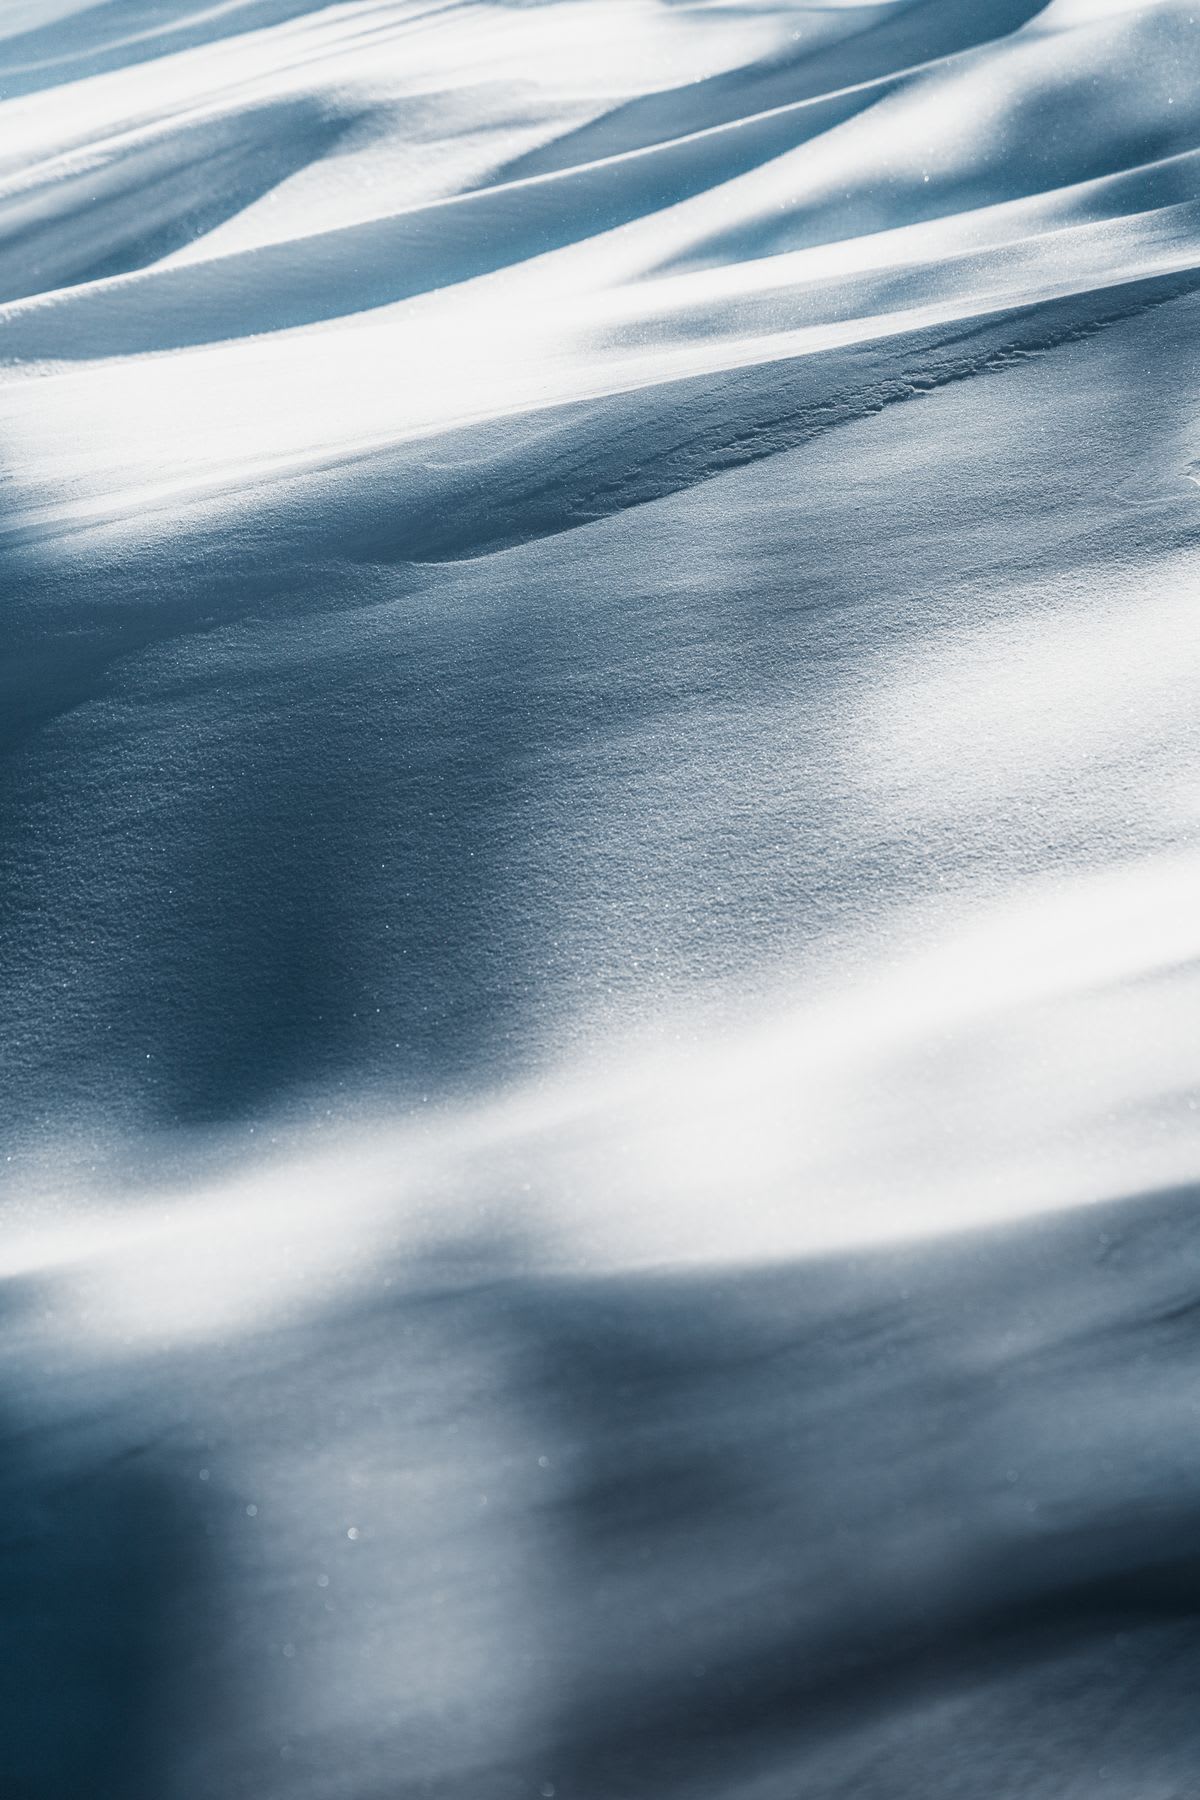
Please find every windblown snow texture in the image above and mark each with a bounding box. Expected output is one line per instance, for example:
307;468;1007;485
2;3;1200;1797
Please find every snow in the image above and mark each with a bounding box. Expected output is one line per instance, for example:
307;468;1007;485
2;2;1200;1796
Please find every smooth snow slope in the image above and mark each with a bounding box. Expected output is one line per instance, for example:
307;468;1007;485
2;3;1200;1798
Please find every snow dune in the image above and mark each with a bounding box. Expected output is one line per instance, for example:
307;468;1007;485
2;2;1200;1797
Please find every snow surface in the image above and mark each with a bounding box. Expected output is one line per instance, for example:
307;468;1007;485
2;2;1200;1796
